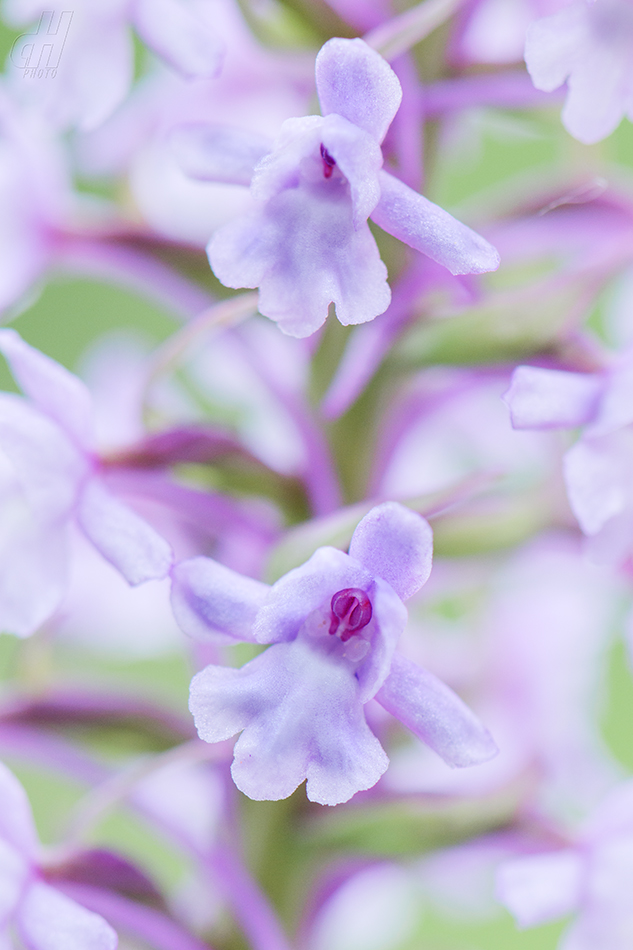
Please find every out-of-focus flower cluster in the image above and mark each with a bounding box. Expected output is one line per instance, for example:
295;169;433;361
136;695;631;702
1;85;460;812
0;1;633;948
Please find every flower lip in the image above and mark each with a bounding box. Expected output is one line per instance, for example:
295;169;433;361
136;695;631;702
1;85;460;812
329;587;373;641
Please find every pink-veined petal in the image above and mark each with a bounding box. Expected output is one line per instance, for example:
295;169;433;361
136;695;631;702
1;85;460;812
371;171;500;275
349;502;433;602
77;479;172;585
375;654;498;767
171;556;269;644
315;37;402;143
503;365;603;430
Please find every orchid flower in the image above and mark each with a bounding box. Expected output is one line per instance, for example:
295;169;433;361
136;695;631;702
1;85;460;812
503;353;633;565
172;502;498;806
0;760;118;949
174;37;500;337
498;779;633;949
0;329;172;637
525;0;633;143
4;0;224;130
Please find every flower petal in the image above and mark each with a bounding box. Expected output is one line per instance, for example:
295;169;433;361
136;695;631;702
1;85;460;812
355;576;408;702
590;356;633;435
77;479;173;585
0;395;85;518
315;37;402;143
0;330;93;449
0;761;39;858
190;641;388;805
209;191;390;337
170;123;271;186
133;0;224;80
349;502;433;602
64;20;133;132
320;113;382;226
371;171;500;275
17;881;117;950
564;435;627;536
525;2;633;144
171;556;269;644
524;4;587;93
190;658;264;744
250;116;323;203
503;366;603;430
496;850;583;927
8;10;133;130
562;37;631;144
0;838;28;925
253;546;374;643
375;654;498;767
581;777;633;841
0;516;68;637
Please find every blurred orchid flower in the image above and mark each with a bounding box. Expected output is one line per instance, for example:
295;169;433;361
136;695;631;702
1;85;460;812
498;779;633;948
0;329;173;637
525;0;633;143
4;0;224;129
0;760;118;949
504;352;633;565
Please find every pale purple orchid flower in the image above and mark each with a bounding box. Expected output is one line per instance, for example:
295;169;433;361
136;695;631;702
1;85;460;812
309;862;421;950
497;779;633;949
309;836;521;949
384;534;621;817
4;0;224;130
374;370;557;501
0;760;118;949
525;0;633;143
0;88;73;313
503;353;633;565
174;37;500;337
0;329;173;638
172;501;498;806
77;0;313;247
453;0;565;66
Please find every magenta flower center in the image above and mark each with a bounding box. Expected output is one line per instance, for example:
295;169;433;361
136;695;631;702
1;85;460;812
320;143;336;179
329;588;372;641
